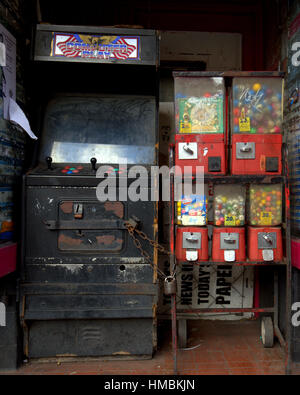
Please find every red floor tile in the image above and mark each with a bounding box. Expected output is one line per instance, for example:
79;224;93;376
0;319;291;375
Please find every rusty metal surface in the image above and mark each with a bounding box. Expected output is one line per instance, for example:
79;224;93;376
177;307;275;314
25;186;156;262
27;319;155;358
58;231;123;252
22;182;158;357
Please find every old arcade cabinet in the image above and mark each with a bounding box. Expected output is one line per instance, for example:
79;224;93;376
20;25;159;359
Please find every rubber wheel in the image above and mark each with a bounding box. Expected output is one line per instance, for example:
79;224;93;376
261;316;274;348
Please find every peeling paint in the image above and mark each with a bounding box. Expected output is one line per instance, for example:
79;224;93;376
44;264;84;274
119;257;144;263
58;233;83;247
117;264;148;283
104;201;124;218
60;201;73;214
34;198;45;215
96;235;116;245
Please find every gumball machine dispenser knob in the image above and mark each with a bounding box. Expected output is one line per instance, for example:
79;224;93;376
90;157;97;171
46;156;53;170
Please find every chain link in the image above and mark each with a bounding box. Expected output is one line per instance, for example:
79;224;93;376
124;221;175;280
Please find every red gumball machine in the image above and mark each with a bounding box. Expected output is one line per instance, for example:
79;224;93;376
248;227;283;262
231;76;283;175
248;184;283;262
173;72;226;175
212;227;246;262
175;186;209;262
175;227;209;262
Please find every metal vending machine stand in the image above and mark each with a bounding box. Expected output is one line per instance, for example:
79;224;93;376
169;72;293;375
20;25;159;359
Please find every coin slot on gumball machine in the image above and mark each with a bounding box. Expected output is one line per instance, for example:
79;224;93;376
248;228;283;262
173;73;226;175
212;227;246;263
231;77;283;175
248;184;283;261
175;227;209;262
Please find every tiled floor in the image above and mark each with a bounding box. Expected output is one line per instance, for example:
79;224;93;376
1;319;298;375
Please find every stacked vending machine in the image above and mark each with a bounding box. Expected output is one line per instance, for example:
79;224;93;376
247;184;283;262
169;72;292;372
230;74;285;264
231;76;283;175
175;192;209;263
173;74;224;264
173;73;226;175
212;185;246;262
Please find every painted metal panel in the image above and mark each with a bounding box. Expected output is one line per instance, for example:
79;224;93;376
34;25;158;66
159;262;254;320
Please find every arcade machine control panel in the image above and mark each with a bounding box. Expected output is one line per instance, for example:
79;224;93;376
31;157;130;176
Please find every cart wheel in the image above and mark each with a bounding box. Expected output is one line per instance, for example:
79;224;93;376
261;316;274;348
178;319;187;348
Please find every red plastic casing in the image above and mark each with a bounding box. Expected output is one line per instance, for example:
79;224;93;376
175;134;226;176
175;226;209;262
0;242;17;279
292;238;300;269
212;227;246;262
247;226;283;262
231;134;282;175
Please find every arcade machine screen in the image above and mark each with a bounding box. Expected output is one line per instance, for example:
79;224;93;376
38;95;156;168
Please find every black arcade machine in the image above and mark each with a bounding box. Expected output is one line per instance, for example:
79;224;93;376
20;25;160;359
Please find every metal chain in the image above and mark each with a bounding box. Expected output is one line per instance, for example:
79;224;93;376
124;222;174;280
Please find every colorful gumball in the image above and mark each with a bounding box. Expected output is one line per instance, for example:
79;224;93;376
233;108;240;117
233;78;282;134
253;83;261;91
249;184;282;226
214;185;245;226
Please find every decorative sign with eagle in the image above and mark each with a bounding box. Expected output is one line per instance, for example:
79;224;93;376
51;32;140;61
